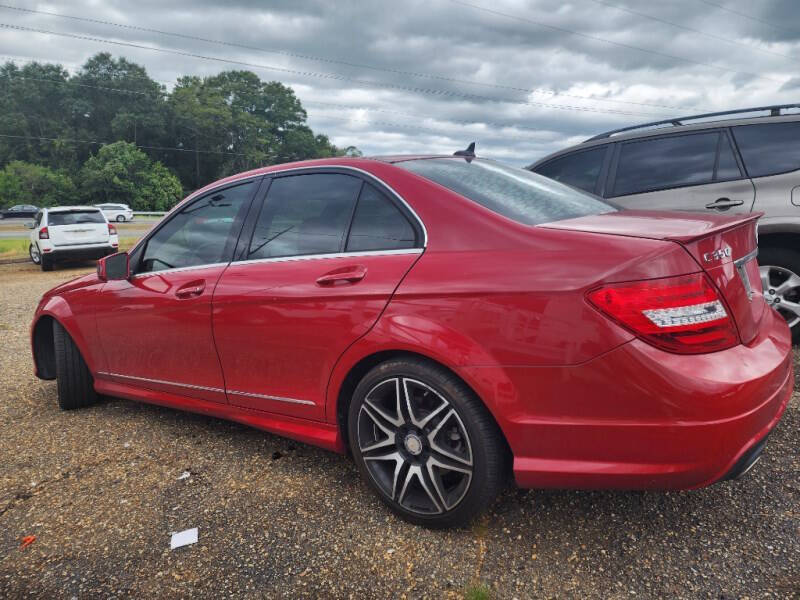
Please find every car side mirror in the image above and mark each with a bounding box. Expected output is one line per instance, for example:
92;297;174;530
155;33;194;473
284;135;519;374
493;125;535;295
25;221;35;229
97;252;130;281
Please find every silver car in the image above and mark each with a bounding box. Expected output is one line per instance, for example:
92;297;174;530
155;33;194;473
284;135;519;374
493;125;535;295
529;104;800;341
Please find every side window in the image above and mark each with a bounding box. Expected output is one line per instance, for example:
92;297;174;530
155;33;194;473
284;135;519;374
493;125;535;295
533;147;607;194
732;122;800;178
138;181;253;273
346;184;417;252
716;133;742;181
247;173;361;260
612;132;719;196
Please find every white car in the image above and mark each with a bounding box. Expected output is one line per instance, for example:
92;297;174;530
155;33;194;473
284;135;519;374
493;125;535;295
29;206;119;271
95;203;134;222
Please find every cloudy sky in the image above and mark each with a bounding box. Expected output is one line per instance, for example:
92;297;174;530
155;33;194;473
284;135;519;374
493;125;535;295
1;0;799;165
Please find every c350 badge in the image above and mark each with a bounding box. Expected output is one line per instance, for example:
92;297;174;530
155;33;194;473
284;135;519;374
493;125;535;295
703;247;732;263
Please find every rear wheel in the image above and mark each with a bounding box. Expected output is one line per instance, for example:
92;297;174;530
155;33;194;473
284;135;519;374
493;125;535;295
348;358;508;528
759;247;800;343
40;254;54;272
53;321;98;410
29;243;40;265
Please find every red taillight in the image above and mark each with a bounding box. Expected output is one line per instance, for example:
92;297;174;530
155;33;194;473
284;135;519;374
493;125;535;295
108;223;117;235
586;273;739;354
38;226;49;239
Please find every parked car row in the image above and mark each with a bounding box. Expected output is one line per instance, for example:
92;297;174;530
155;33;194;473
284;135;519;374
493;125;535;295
2;203;134;222
30;131;794;527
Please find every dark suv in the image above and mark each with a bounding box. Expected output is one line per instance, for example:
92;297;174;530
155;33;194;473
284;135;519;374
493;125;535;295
529;104;800;340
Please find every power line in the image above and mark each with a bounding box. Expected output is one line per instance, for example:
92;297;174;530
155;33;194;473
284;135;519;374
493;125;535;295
698;0;799;37
0;22;664;118
0;132;249;156
0;2;692;112
587;0;799;63
447;0;785;85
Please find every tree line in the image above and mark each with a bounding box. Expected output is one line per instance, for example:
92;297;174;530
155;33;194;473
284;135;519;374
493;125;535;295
0;53;360;211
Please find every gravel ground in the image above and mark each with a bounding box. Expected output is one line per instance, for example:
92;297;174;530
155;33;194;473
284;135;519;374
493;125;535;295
0;262;797;599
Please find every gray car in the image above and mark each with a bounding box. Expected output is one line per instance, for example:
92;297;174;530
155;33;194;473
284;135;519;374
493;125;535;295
529;104;800;341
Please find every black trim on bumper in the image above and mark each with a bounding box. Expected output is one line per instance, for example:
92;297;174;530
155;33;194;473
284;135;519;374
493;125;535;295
722;434;770;481
46;247;115;262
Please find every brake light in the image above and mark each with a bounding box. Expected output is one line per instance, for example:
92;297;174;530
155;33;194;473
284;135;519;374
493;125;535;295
108;223;117;235
38;226;48;240
586;273;739;354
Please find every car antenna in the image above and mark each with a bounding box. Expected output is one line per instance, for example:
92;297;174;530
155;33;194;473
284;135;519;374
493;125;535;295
453;142;476;162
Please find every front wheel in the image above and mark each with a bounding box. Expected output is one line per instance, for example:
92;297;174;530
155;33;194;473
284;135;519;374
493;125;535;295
759;247;800;343
116;214;125;222
348;358;508;528
53;321;98;410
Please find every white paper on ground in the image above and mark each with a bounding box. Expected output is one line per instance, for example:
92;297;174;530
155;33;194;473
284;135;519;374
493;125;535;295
170;528;198;550
177;471;191;480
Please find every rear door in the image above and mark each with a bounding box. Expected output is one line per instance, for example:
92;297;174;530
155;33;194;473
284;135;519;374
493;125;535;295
212;170;424;420
606;130;755;214
47;209;109;246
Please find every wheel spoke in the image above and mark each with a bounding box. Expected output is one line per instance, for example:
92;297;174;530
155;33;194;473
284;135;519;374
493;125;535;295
425;455;472;510
358;405;396;453
775;273;800;296
759;266;772;292
779;300;800;319
427;409;473;466
364;450;405;500
364;378;404;427
402;378;448;429
398;464;442;514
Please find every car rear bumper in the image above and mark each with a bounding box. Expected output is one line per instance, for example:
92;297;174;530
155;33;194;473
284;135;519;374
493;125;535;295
458;307;795;490
44;243;116;261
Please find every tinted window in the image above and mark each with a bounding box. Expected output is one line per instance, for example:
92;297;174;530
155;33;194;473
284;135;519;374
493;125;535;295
397;158;614;226
733;121;800;177
716;134;742;180
534;147;606;193
139;181;253;273
613;132;719;196
248;173;361;260
48;210;105;226
346;184;417;252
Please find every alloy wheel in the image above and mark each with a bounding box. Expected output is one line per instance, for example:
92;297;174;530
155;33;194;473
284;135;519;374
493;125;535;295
29;244;40;265
356;377;473;515
760;265;800;330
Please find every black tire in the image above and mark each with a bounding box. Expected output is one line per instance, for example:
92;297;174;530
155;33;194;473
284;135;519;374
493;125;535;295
348;357;508;528
40;254;54;271
759;246;800;343
53;320;98;410
29;244;40;265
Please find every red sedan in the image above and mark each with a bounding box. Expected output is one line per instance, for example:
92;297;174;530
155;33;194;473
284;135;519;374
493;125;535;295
31;154;794;527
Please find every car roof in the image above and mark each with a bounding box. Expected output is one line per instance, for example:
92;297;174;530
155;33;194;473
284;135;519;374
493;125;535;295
46;205;103;212
529;108;800;169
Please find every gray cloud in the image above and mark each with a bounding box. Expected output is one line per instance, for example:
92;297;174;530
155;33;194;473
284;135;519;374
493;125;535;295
1;0;798;165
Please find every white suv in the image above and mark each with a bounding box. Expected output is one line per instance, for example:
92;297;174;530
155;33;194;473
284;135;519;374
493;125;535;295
96;203;134;222
29;206;119;271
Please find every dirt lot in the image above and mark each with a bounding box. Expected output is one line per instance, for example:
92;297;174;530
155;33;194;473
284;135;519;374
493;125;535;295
0;261;798;599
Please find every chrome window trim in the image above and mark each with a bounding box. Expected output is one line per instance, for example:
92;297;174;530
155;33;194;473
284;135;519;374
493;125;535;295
257;164;428;247
227;389;315;406
98;372;315;406
130;262;229;280
231;247;423;268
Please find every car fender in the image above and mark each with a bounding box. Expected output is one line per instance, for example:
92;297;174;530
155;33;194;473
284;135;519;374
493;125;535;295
32;294;105;376
324;310;508;428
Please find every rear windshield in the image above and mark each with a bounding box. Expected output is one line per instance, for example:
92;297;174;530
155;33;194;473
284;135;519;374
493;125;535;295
396;158;615;225
48;210;105;226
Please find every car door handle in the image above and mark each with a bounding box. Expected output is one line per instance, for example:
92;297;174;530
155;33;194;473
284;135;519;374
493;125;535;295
316;265;367;286
175;280;206;298
705;197;744;210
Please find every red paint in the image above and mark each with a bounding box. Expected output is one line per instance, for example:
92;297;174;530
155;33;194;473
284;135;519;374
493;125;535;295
31;157;794;492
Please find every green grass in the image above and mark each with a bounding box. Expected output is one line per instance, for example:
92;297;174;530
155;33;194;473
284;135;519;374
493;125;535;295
0;236;141;260
464;584;491;600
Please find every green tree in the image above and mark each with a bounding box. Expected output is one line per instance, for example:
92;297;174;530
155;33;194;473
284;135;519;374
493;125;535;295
78;141;182;211
0;161;76;208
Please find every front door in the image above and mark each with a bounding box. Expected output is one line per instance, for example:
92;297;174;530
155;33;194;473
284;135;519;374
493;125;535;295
212;171;424;420
95;179;259;403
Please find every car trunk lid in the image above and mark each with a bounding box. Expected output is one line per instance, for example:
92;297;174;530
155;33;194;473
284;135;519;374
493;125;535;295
540;210;767;345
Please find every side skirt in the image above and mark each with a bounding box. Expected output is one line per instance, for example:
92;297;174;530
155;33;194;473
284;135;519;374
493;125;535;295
93;379;346;453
